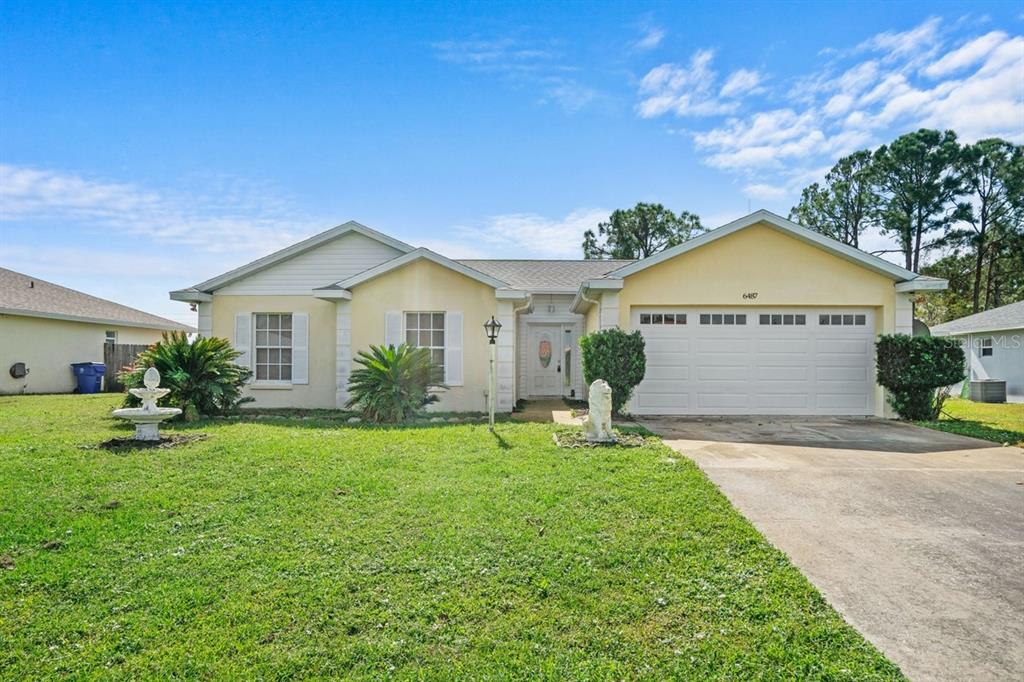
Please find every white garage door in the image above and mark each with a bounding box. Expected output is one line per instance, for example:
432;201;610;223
632;308;876;415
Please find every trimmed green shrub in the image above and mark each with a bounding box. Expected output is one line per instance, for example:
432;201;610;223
875;334;965;420
346;344;446;423
120;331;253;420
579;328;646;415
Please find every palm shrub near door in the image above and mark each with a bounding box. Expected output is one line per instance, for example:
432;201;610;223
346;344;446;423
579;328;646;415
875;334;965;420
120;331;253;420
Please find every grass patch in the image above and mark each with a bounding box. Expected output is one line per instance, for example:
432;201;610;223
1;394;901;679
919;398;1024;446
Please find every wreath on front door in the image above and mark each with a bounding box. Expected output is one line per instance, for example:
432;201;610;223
538;338;552;368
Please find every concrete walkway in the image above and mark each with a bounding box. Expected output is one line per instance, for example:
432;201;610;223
639;416;1024;682
511;399;582;425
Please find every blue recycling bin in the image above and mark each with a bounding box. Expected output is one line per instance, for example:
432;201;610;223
71;362;106;394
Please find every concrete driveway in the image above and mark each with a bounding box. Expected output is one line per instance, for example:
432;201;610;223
638;416;1024;682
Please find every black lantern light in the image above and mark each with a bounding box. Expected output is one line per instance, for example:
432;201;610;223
483;316;502;344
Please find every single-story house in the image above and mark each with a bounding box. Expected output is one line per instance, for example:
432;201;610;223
931;300;1024;402
170;210;946;417
1;267;193;394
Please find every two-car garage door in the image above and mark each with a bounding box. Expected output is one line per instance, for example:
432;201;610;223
632;308;876;415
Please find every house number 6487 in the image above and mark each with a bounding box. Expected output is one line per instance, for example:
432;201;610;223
742;292;758;299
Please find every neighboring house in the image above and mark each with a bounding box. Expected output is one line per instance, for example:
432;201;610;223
1;268;192;394
931;300;1024;402
170;210;946;417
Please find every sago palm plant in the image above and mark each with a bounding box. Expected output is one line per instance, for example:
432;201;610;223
119;331;253;420
346;344;445;423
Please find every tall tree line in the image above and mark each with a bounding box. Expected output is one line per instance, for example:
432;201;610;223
789;129;1024;322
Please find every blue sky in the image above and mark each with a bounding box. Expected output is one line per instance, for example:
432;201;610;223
2;1;1022;326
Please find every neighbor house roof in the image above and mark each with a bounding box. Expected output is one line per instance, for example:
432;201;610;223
1;267;193;332
456;259;635;292
931;300;1024;336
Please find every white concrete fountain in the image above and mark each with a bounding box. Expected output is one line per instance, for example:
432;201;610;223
112;367;181;441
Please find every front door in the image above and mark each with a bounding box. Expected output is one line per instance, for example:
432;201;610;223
529;326;562;396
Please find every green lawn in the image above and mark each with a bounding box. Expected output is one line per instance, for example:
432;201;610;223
0;395;901;680
920;398;1024;446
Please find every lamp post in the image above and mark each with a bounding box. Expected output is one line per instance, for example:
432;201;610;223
483;315;502;431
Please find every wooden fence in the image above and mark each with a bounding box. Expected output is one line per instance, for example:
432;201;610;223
103;343;150;392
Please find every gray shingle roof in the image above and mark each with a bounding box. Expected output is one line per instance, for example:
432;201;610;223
0;267;193;331
931;300;1024;335
456;259;635;290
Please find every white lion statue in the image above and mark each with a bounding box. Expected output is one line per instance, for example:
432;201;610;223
583;379;615;443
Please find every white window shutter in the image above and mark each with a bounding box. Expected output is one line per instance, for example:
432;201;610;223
234;313;252;369
445;311;463;386
291;313;309;385
385;311;403;347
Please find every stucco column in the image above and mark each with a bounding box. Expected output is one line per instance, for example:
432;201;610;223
335;300;352;408
599;292;620;330
496;300;515;412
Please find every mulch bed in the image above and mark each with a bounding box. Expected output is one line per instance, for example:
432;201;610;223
552;430;649;448
90;433;209;451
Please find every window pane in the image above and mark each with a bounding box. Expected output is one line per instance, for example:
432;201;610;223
432;330;445;346
268;365;280;381
419;312;432;328
267;331;280;346
432;349;445;367
280;314;292;330
843;314;854;325
663;314;675;324
760;314;770;325
281;365;292;381
652;314;663;324
783;314;794;325
281;349;292;364
736;314;746;325
256;330;269;346
795;314;806;325
819;314;829;325
640;314;651;324
855;314;866;326
256;315;268;330
831;315;842;325
420;331;432;346
771;314;782;325
406;330;418;345
723;314;734;325
432;313;445;329
676;314;687;324
712;314;722;325
406;313;418;329
256;348;268;363
700;314;710;325
256;365;268;380
269;349;280;364
280;331;292;346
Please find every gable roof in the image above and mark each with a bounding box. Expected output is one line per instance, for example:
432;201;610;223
1;267;192;332
325;248;510;291
605;210;924;282
931;300;1024;336
456;259;635;292
173;221;413;297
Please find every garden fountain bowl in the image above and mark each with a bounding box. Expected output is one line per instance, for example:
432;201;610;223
111;367;182;441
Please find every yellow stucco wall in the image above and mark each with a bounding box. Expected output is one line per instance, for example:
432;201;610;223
0;314;165;394
210;295;338;408
584;303;599;334
350;259;499;412
617;222;898;331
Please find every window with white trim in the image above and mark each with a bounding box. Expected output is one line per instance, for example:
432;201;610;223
818;313;866;326
105;330;118;345
405;312;445;371
640;313;687;325
980;338;993;357
254;313;292;382
699;313;747;325
759;314;806;326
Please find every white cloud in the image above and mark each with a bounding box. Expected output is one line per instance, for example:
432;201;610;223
720;69;765;98
633;23;666;51
642;17;1024;210
637;50;747;118
0;164;321;256
923;30;1008;77
450;208;610;259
